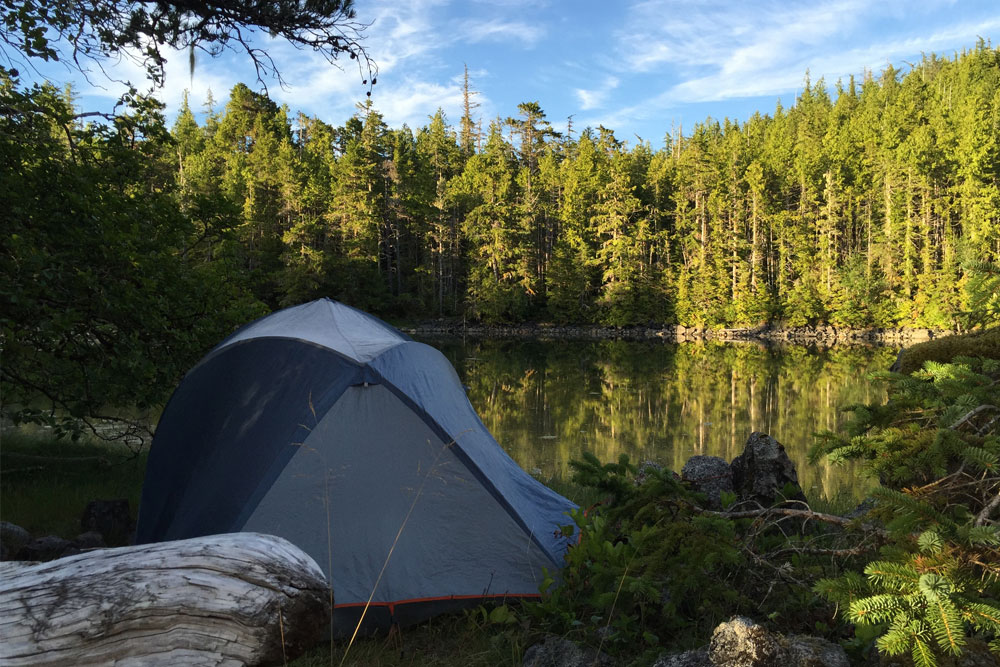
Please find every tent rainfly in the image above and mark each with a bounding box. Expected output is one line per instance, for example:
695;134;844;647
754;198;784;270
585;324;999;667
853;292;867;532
136;298;575;631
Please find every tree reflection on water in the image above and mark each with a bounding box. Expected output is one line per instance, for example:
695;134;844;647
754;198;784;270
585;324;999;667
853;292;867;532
425;338;895;501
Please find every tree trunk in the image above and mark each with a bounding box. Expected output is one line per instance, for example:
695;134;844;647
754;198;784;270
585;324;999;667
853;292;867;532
0;533;331;667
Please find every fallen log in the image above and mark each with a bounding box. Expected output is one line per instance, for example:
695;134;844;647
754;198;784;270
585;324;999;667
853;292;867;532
0;533;331;666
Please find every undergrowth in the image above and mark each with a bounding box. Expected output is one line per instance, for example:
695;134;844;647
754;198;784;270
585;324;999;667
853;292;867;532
812;355;1000;666
0;430;145;540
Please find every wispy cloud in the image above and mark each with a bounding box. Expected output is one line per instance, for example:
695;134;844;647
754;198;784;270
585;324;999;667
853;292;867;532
666;16;1000;103
575;76;620;110
457;19;545;46
619;0;867;74
369;78;467;128
594;0;1000;132
29;0;1000;143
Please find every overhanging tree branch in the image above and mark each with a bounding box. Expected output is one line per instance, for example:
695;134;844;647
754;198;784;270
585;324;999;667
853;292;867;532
0;0;377;94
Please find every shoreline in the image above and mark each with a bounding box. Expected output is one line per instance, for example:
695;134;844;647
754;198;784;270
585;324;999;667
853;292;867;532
402;322;954;345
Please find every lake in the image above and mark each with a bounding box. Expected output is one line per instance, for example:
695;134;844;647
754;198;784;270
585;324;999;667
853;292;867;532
421;338;897;501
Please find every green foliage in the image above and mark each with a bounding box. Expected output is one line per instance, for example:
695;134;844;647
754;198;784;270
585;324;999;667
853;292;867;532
9;44;999;338
964;262;1000;329
8;44;999;331
813;356;1000;665
530;454;832;658
0;72;265;439
897;327;1000;375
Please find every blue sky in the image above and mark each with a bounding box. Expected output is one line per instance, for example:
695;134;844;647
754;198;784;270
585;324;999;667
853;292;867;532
22;0;1000;146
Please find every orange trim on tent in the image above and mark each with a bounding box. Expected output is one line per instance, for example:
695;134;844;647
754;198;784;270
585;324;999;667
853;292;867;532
333;592;541;609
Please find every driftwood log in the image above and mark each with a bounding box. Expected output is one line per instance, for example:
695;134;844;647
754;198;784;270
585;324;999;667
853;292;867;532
0;533;331;666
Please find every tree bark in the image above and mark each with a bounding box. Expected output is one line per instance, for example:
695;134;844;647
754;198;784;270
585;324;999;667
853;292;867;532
0;533;330;666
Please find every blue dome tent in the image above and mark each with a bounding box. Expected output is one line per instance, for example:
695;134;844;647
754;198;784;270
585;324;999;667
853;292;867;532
136;298;575;631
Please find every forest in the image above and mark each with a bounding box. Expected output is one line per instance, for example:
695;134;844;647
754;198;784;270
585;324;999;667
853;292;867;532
165;43;1000;328
2;42;999;431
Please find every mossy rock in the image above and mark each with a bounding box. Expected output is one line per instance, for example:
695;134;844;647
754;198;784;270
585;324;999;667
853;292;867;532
898;326;1000;374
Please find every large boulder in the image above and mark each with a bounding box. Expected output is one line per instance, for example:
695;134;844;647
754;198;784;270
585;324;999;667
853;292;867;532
73;531;106;550
730;433;806;507
17;535;79;562
0;522;31;560
785;634;849;667
522;636;613;667
652;648;712;666
681;456;734;509
708;616;786;667
80;499;133;545
654;616;850;667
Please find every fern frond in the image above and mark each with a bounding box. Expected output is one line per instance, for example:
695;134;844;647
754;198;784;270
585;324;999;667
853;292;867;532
865;560;920;592
911;637;938;667
877;615;919;656
962;445;998;473
961;525;1000;547
918;530;944;555
850;594;905;624
925;593;965;656
962;602;1000;633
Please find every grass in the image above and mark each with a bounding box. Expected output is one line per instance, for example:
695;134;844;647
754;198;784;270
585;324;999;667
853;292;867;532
0;428;543;665
0;429;146;541
290;606;533;667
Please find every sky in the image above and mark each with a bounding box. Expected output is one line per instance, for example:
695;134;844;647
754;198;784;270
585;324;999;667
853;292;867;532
18;0;1000;147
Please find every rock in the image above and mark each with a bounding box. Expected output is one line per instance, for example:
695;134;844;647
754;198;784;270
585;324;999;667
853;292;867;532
845;498;877;520
636;460;664;485
709;616;787;666
0;522;31;559
522;636;613;667
730;433;807;507
681;456;734;509
73;531;106;550
785;634;849;667
888;348;905;373
652;648;712;667
17;535;79;562
80;499;133;545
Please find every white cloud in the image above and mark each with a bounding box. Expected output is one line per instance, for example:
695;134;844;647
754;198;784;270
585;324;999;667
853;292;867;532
370;78;467;128
666;16;1000;103
593;0;1000;135
457;19;545;46
619;0;867;74
574;76;620;110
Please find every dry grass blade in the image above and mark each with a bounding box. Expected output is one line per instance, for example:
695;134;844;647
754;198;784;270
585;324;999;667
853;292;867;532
339;439;455;667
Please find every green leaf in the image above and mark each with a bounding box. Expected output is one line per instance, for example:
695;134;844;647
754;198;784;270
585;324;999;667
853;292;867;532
917;530;944;555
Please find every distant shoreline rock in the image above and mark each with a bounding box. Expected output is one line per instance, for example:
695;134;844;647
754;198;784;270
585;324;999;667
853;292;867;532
404;321;951;345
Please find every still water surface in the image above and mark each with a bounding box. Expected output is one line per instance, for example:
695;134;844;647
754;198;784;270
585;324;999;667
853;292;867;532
420;338;897;501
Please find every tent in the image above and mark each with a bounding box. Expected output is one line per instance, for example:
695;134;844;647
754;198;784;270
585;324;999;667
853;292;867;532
136;298;575;630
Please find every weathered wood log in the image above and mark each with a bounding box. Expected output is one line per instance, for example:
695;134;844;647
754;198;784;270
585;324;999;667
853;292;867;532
0;533;331;666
